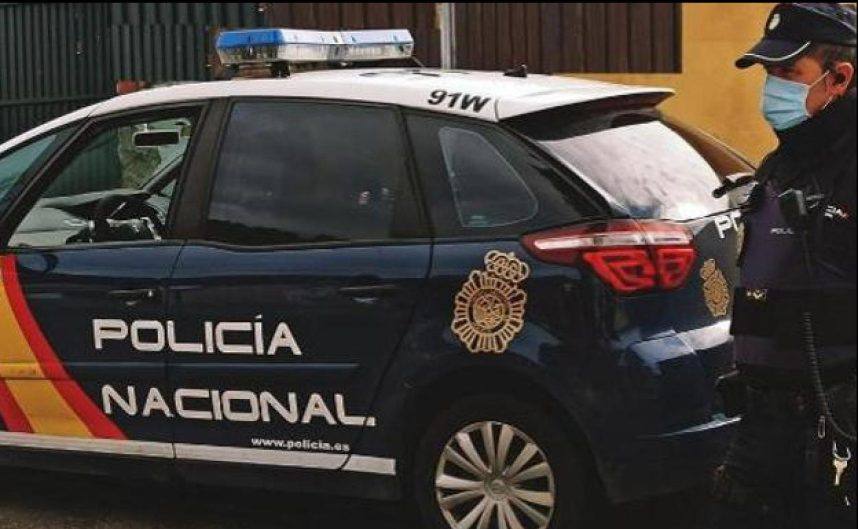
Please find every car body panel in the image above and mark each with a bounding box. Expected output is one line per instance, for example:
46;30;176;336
88;70;671;124
1;70;672;159
350;233;740;500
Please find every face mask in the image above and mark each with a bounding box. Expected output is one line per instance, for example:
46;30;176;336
761;72;830;131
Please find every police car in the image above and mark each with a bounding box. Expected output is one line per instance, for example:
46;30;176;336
0;29;751;529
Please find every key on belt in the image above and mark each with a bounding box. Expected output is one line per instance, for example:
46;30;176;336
832;441;851;487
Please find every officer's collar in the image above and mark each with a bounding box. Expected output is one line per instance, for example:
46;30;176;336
775;87;857;158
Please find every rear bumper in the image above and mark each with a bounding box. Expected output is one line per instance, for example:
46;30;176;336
583;321;738;502
600;414;739;502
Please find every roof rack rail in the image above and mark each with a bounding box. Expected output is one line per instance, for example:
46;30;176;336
215;28;420;78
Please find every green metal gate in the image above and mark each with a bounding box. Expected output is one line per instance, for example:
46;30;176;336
0;2;262;143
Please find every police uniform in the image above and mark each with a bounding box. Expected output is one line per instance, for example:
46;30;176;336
706;4;857;529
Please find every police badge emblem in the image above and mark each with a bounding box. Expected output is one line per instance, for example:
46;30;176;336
451;251;530;354
700;259;731;317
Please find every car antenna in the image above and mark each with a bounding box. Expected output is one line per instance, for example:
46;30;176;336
504;64;528;78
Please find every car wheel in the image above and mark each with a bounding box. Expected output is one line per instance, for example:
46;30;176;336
413;394;588;529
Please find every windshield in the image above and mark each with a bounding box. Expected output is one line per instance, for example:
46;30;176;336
511;107;748;221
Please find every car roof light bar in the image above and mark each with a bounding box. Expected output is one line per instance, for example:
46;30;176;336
216;28;415;68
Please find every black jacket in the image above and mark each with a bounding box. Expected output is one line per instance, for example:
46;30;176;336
756;88;857;279
732;89;856;375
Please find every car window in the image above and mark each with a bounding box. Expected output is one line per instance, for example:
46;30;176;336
407;113;598;239
8;113;195;249
205;101;418;246
438;127;538;228
0;131;71;203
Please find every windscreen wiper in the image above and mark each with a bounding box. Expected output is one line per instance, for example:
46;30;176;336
712;172;756;199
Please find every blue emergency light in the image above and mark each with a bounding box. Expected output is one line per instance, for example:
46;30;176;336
215;28;414;67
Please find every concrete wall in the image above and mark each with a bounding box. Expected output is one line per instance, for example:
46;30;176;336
574;2;777;164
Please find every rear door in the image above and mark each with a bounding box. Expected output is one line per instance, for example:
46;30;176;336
0;105;202;459
167;100;430;477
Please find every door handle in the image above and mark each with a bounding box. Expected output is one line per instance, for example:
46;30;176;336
338;284;402;298
107;288;160;305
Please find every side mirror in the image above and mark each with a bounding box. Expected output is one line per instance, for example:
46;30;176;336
133;130;180;148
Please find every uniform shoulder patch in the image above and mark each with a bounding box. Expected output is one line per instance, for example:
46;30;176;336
451;251;530;354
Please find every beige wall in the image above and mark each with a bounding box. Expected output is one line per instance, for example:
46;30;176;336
573;2;777;164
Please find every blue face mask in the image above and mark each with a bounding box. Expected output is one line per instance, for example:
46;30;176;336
761;72;830;131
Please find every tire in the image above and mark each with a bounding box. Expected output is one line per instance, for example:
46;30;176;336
412;394;590;529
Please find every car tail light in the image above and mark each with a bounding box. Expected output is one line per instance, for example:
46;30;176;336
521;220;697;294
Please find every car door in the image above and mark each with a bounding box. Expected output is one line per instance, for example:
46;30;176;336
0;105;202;460
167;99;430;478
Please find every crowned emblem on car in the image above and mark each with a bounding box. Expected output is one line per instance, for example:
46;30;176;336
700;259;731;318
451;251;530;354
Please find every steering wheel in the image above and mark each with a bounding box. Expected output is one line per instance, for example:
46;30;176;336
91;193;165;242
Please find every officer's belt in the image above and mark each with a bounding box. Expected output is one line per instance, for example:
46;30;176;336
731;287;857;348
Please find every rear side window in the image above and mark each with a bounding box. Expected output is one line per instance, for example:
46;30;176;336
407;113;598;239
438;127;538;228
206;101;420;246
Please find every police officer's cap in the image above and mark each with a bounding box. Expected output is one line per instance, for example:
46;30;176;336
736;3;857;68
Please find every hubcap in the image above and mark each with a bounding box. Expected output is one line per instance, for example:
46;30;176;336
435;421;556;529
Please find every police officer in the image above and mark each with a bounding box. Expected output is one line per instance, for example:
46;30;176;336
705;3;857;529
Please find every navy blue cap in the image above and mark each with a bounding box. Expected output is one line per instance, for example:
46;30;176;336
736;3;857;68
